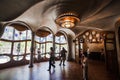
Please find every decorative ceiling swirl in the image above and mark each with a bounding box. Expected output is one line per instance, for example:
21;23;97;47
0;0;120;37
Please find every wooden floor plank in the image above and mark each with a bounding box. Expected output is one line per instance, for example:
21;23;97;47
0;60;118;80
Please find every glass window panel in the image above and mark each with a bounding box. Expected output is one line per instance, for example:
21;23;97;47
46;53;50;58
55;44;60;53
14;30;26;40
60;36;66;43
27;30;32;39
35;43;40;54
80;43;83;49
25;54;30;60
20;42;25;54
0;41;11;54
41;43;45;53
13;56;23;61
55;36;60;43
46;34;53;41
36;43;40;49
46;43;52;53
41;54;45;58
21;31;27;40
55;53;59;57
0;56;10;64
61;44;67;50
35;36;40;42
26;41;31;53
34;55;38;59
13;42;25;55
40;37;46;42
1;26;14;40
14;29;21;40
55;36;66;43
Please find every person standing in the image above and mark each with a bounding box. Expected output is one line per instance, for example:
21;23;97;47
37;48;41;61
47;47;55;71
81;54;88;80
87;47;90;58
59;47;67;66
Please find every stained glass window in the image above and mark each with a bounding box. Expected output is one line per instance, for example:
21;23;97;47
1;26;14;40
13;42;25;55
0;41;12;54
46;34;53;41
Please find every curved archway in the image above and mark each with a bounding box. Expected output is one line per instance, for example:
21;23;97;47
55;30;68;59
36;26;54;35
56;29;76;61
0;21;33;68
3;21;32;31
35;26;54;61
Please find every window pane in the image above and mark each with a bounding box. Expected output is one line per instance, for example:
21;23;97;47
0;56;10;64
46;43;52;53
27;30;32;39
55;44;60;53
41;43;45;53
26;54;30;60
14;29;21;40
13;42;25;55
46;34;53;41
0;41;11;54
35;43;40;54
60;36;66;43
61;44;67;50
39;37;46;42
55;36;60;43
55;36;66;43
21;31;27;40
35;36;40;42
1;26;14;40
13;56;23;61
26;41;31;53
46;53;50;58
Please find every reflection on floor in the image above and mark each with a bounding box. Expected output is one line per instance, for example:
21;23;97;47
88;60;118;80
0;60;118;80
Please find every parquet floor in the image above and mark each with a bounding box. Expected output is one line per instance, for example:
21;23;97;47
0;60;118;80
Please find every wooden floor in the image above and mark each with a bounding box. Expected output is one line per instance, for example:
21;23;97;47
0;60;118;80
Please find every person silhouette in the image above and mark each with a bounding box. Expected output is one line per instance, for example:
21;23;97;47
59;47;67;66
47;47;55;71
37;48;41;61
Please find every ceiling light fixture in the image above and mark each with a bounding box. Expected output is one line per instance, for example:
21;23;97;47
55;12;80;28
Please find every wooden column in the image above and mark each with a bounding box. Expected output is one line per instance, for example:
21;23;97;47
29;32;35;68
24;30;28;59
104;32;118;75
11;29;15;60
53;35;55;51
67;35;73;61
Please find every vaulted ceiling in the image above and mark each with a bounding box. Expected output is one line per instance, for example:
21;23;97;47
0;0;120;37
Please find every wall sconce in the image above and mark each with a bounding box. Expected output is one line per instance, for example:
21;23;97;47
55;12;80;28
82;30;105;43
92;31;96;35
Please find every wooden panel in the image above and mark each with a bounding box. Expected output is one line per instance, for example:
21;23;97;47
105;32;118;74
